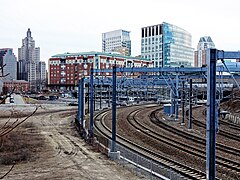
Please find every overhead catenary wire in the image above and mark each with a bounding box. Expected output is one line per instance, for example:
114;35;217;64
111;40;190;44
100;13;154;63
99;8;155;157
221;59;240;90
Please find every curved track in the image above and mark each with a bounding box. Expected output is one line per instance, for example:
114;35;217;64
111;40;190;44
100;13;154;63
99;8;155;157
149;108;240;176
94;105;206;179
192;118;240;142
152;109;240;156
94;105;240;179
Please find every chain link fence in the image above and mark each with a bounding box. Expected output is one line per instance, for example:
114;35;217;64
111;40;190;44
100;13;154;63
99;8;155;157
108;139;186;180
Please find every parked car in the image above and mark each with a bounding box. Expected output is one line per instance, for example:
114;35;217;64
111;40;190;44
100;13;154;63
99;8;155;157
10;97;14;103
68;102;78;106
49;95;58;101
38;95;48;100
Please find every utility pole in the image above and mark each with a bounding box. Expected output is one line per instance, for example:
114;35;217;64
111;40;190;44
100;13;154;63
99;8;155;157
181;81;185;125
206;49;217;180
188;79;192;129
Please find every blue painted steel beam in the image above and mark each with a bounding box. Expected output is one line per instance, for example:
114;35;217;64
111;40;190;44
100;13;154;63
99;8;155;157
81;77;85;127
217;50;240;59
188;79;192;129
170;88;175;115
89;67;94;138
81;74;240;87
206;49;217;180
94;67;208;73
181;81;185;124
93;66;240;74
77;79;81;121
100;81;102;110
175;74;179;120
111;66;117;152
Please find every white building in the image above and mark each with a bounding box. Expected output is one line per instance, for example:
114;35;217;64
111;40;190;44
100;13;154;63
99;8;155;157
196;36;215;67
18;28;46;91
102;29;131;56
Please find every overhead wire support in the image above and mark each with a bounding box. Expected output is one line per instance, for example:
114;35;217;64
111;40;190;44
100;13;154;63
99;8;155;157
221;58;240;90
89;67;94;138
111;66;117;152
205;49;240;180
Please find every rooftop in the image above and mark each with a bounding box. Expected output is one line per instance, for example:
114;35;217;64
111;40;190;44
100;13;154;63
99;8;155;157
51;51;150;61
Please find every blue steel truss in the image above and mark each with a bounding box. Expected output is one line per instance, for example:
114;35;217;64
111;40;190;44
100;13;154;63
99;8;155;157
77;49;240;180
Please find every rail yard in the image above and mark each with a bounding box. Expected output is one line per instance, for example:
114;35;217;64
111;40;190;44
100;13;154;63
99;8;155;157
1;50;240;179
93;104;240;179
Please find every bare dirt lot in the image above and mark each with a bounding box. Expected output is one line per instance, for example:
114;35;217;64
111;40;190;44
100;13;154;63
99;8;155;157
0;104;143;180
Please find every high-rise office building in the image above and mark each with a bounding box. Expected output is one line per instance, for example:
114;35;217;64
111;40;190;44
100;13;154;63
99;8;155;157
141;22;194;67
18;28;46;91
194;36;215;67
0;48;17;80
102;29;131;56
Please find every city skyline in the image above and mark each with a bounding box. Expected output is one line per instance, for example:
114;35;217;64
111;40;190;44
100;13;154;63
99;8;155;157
0;0;239;65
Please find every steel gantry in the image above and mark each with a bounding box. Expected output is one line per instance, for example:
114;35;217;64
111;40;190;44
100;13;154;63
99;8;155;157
76;49;240;178
206;49;240;180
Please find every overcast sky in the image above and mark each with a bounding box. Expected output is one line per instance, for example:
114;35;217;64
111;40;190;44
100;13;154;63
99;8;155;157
0;0;239;63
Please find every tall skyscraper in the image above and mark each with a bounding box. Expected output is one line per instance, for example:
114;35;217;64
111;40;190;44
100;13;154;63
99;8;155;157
0;48;17;80
102;29;131;56
18;28;46;91
141;22;194;67
194;36;215;67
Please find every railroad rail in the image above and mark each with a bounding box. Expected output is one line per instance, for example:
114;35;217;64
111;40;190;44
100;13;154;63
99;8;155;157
93;105;207;179
152;108;240;155
149;108;240;178
192;118;240;142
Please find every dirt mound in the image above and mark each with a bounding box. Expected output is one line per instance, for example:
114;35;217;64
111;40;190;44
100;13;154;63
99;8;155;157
221;88;240;115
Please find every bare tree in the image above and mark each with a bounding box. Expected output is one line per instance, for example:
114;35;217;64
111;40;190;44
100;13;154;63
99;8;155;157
0;64;40;178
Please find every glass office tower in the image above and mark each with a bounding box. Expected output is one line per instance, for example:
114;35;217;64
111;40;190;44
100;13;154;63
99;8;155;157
141;22;194;67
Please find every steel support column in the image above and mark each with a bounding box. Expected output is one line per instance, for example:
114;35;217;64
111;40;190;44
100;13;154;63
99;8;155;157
108;87;111;108
100;80;102;110
188;79;192;129
89;68;94;138
80;77;85;127
181;81;185;124
206;49;217;180
175;74;179;120
170;88;175;115
87;83;90;113
93;84;96;111
111;66;117;152
77;79;81;121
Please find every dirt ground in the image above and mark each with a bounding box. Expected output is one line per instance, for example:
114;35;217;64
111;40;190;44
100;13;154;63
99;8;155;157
0;104;144;180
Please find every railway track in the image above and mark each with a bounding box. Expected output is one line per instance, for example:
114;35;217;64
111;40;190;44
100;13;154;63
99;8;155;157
192;118;240;142
153;109;240;157
93;105;207;179
131;108;240;177
219;119;240;132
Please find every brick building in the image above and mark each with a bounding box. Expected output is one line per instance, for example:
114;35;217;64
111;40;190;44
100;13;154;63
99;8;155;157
48;51;152;90
3;80;30;94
